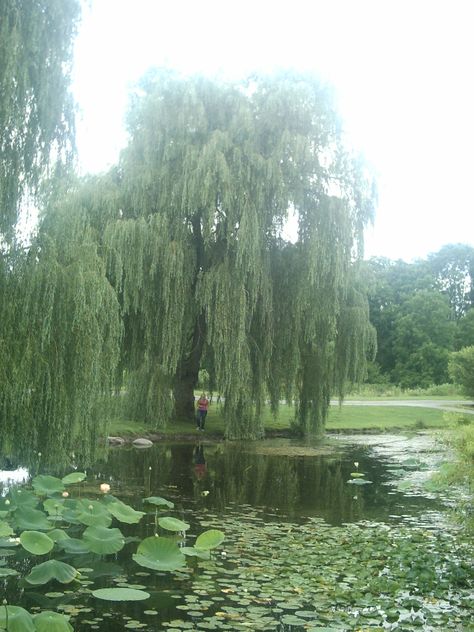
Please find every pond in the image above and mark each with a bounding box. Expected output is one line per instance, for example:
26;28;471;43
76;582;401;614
0;432;473;631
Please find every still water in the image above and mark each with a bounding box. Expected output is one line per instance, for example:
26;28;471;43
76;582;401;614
2;432;470;631
89;433;453;528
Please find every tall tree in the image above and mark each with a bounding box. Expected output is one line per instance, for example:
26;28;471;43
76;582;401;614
0;1;120;466
364;257;434;378
100;71;376;438
427;243;474;319
449;346;474;398
0;185;122;466
0;0;79;241
391;290;455;388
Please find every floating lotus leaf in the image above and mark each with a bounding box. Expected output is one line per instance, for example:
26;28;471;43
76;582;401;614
25;559;78;585
158;516;190;532
181;546;210;560
0;567;18;576
20;530;54;555
75;499;112;527
60;499;80;524
83;525;125;555
43;498;65;516
14;507;52;531
106;500;146;524
32;475;65;496
0;520;13;537
9;488;38;509
133;536;186;571
350;472;365;478
47;528;70;543
143;496;174;509
0;606;35;632
195;529;225;550
33;611;73;632
61;537;90;555
92;587;150;601
61;472;86;485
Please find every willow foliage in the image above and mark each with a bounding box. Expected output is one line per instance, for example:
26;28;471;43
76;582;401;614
0;0;79;239
101;71;376;438
0;186;122;467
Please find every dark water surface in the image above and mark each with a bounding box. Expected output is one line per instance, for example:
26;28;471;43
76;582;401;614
89;433;452;528
2;432;470;631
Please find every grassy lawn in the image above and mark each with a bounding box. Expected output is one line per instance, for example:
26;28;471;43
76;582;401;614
107;401;452;438
327;405;447;430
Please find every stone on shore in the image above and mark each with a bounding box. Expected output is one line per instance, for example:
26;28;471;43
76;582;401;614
132;438;153;448
107;436;125;446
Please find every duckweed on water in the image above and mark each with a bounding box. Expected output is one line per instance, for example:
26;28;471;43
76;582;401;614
0;467;472;631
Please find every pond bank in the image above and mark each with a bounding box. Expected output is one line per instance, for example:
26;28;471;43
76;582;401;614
106;400;459;443
105;425;442;446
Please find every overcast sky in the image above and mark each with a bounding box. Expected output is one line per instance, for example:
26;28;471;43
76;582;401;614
73;0;474;262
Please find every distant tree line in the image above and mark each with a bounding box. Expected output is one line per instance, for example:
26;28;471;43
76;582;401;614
363;243;474;394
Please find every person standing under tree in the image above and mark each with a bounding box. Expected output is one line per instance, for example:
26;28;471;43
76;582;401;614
196;393;209;431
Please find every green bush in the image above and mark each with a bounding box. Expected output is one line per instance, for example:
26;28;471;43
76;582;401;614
449;346;474;398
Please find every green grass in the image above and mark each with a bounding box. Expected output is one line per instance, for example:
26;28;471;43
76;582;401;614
345;383;466;400
106;401;452;438
327;405;447;430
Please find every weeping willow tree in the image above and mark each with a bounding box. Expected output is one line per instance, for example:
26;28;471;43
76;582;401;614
0;184;123;467
0;1;124;465
101;70;376;438
0;0;79;240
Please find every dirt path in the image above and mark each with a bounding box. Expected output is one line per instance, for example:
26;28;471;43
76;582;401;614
332;399;474;415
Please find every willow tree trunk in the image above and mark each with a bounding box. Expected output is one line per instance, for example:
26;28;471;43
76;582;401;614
173;312;206;421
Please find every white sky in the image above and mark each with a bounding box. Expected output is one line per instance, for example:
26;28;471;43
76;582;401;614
73;0;474;262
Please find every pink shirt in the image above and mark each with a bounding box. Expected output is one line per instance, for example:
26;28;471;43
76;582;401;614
197;397;209;411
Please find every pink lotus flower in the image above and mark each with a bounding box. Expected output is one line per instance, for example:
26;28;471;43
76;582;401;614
100;483;111;493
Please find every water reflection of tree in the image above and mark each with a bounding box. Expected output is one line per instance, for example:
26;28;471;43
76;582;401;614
90;445;174;500
204;445;363;524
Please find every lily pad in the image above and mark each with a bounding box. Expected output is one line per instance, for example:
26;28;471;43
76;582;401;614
0;606;35;632
61;537;90;555
61;472;87;485
106;500;146;524
20;530;54;555
0;567;19;576
133;536;186;571
75;499;112;527
181;546;211;560
92;588;150;601
33;611;73;632
9;488;38;508
47;528;70;543
83;525;125;555
0;520;14;537
143;496;174;509
32;475;65;496
158;516;190;532
25;559;78;585
14;507;52;531
43;498;65;516
195;529;225;550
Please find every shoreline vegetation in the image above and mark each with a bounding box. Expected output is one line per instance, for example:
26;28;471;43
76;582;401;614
106;392;474;442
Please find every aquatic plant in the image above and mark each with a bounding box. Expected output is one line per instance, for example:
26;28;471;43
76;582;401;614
0;472;225;630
